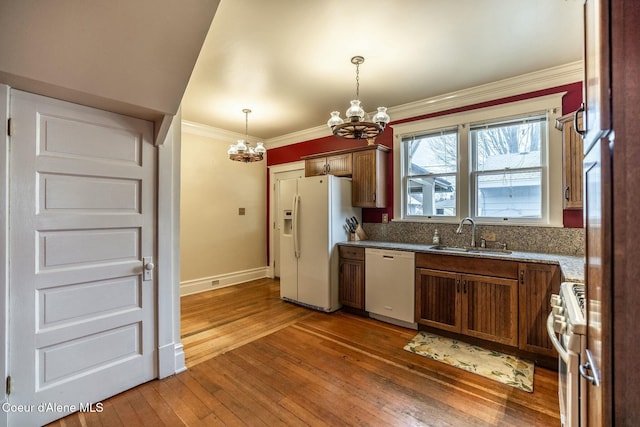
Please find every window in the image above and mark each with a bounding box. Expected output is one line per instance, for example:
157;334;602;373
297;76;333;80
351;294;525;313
403;128;458;218
471;115;546;219
395;95;563;226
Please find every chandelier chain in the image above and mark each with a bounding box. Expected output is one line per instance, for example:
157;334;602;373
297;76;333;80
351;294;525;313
355;61;360;99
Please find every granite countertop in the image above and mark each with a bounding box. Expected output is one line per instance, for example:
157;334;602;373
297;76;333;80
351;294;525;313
339;240;585;283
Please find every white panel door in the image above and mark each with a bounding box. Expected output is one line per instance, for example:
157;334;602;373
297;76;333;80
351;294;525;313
297;176;330;309
8;90;157;426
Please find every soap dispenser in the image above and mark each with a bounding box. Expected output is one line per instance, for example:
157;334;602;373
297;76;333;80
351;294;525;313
432;229;440;245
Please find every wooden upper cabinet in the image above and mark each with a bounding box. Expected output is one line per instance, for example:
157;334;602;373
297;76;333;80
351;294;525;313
555;112;584;209
352;145;388;208
302;144;389;208
305;157;328;176
304;153;352;177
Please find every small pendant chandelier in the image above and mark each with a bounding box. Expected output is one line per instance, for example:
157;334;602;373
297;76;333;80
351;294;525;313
228;108;266;163
327;56;391;140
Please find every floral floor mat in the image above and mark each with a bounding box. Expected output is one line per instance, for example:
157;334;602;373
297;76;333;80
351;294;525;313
403;331;534;392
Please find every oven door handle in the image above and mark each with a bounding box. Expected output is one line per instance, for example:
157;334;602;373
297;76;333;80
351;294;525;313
547;312;570;363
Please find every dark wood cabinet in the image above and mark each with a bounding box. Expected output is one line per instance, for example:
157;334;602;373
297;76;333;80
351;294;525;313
517;263;560;356
305;153;352;177
338;246;365;309
555;112;584;209
463;273;519;347
351;145;388;208
415;268;460;332
302;145;389;208
415;253;560;353
415;253;519;347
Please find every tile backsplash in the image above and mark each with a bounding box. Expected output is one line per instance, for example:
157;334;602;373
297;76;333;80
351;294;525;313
362;222;584;256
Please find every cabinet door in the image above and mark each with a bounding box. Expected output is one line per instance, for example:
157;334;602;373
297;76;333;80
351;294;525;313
562;116;584;209
415;268;460;332
352;148;387;208
461;274;519;347
518;263;560;356
339;259;365;309
326;153;352;176
305;158;327;177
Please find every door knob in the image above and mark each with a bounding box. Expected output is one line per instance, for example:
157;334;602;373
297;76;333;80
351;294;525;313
143;256;154;281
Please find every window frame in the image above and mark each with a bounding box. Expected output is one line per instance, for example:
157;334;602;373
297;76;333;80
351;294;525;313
392;94;564;226
402;126;459;219
469;113;549;223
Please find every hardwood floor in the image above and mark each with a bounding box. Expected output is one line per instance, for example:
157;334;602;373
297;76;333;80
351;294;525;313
48;278;560;426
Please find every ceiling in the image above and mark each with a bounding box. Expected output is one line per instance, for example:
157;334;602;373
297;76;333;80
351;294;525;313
180;0;584;141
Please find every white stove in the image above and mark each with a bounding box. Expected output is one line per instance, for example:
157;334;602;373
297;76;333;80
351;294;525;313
548;282;587;427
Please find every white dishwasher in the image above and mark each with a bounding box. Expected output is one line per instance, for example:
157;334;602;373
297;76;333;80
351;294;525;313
365;248;416;329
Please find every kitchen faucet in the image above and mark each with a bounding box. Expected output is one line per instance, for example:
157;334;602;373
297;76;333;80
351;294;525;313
456;217;476;248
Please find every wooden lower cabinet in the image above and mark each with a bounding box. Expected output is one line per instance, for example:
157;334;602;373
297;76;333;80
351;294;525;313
338;246;365;309
518;262;560;356
415;269;460;332
415;252;559;357
416;268;518;346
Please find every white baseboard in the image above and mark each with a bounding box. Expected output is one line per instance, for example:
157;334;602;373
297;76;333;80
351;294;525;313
180;266;270;296
157;342;186;378
173;343;186;374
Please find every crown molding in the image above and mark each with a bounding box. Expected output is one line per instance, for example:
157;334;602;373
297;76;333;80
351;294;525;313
264;124;332;149
181;120;261;143
387;61;583;123
187;61;584;150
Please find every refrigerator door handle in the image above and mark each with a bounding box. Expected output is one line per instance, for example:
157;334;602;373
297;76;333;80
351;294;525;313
293;194;301;258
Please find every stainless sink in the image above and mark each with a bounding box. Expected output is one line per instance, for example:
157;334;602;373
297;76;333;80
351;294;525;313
429;245;512;255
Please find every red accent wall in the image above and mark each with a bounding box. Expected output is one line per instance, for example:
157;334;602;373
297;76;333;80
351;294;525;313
268;81;584;227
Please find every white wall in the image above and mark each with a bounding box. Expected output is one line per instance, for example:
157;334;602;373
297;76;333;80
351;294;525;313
180;122;268;295
0;0;219;143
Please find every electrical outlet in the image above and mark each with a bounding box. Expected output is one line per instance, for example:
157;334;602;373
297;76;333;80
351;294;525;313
238;207;245;215
382;213;389;223
481;232;496;242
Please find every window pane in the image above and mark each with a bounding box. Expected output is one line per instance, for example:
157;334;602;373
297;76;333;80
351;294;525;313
408;131;457;175
475;170;541;218
472;120;543;171
407;175;456;217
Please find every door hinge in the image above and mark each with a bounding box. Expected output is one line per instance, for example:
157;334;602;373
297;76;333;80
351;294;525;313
6;376;11;395
7;118;13;136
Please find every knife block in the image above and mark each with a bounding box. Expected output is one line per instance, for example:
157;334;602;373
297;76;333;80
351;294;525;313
350;225;367;241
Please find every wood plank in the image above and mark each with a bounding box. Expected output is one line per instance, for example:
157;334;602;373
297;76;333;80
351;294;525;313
47;278;560;426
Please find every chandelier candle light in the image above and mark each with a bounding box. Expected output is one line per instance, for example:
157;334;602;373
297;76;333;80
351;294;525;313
327;55;391;140
228;108;266;163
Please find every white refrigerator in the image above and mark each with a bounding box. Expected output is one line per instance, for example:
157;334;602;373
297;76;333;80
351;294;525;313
279;175;360;312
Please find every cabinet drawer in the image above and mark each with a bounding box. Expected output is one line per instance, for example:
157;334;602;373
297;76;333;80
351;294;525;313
339;246;365;260
415;252;518;279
